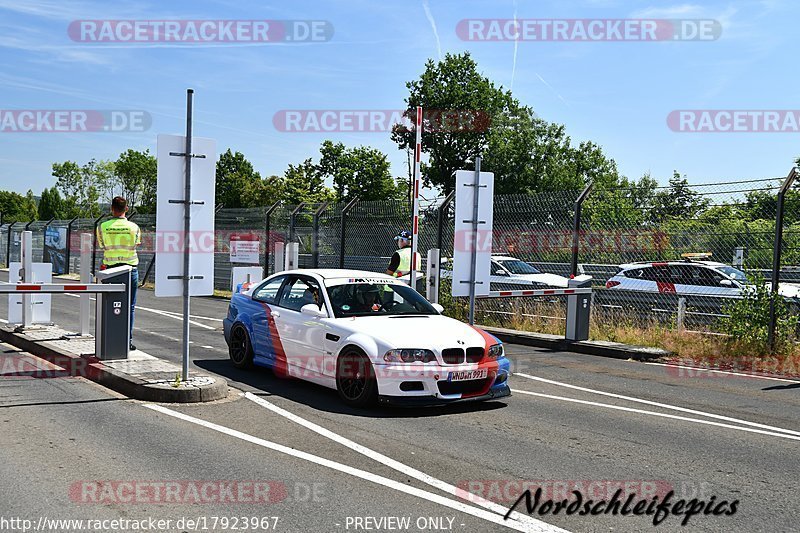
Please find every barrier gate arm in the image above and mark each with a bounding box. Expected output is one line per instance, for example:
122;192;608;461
0;283;125;293
477;287;592;298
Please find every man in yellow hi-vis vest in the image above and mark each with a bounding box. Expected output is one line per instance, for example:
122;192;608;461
386;230;414;278
96;196;141;350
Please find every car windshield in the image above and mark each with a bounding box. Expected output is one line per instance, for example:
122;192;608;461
715;266;750;283
497;260;540;275
326;282;438;318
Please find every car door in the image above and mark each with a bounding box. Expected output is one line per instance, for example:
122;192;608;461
273;275;327;376
250;275;288;366
694;266;740;297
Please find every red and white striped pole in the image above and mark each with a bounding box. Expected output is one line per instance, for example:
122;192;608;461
410;105;422;292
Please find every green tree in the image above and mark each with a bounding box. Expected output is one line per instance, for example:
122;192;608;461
282;159;334;205
52;160;101;217
0;190;38;221
318;141;402;202
215;149;263;209
115;149;156;212
650;171;709;222
38;187;64;219
392;52;514;193
240;175;285;208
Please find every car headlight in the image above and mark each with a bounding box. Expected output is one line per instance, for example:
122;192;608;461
488;343;504;359
384;349;436;363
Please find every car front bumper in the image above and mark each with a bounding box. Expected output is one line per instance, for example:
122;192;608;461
373;357;511;404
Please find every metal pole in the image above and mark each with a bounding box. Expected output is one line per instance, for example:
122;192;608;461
181;88;194;382
289;202;305;244
339;198;358;269
64;216;79;274
571;183;594;278
41;218;55;262
263;202;280;278
410;105;423;292
312;202;328;268
468;157;481;326
768;167;798;350
6;222;15;266
436;191;455;252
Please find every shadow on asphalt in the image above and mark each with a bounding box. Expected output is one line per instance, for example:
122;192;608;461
193;358;509;419
762;383;800;391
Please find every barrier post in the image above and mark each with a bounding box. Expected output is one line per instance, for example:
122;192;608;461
768;167;799;350
426;248;440;303
21;231;33;328
339;198;359;269
312;202;328;268
677;297;687;331
80;233;92;336
285;242;299;271
274;242;285;272
64;216;79;274
571;183;594;278
263;202;280;278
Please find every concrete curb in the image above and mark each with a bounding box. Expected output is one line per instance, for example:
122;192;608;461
479;325;670;361
0;326;227;403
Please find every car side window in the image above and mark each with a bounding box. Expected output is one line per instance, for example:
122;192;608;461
641;266;669;282
694;267;724;287
277;277;322;312
624;268;644;279
252;276;286;303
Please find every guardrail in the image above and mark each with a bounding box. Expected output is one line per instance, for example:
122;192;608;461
0;283;124;293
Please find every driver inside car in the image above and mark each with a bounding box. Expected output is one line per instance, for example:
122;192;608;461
353;285;384;313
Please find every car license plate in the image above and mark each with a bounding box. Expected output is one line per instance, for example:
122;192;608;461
448;368;488;382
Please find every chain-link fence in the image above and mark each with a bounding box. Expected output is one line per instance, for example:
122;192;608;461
3;175;797;337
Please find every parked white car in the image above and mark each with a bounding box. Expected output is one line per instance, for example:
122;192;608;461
605;258;800;299
441;255;570;289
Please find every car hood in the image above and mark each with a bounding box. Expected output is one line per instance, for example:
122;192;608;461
506;273;570;287
343;314;490;350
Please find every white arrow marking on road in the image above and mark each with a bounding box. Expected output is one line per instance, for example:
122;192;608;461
514;373;800;438
242;392;562;532
145;404;565;533
510;388;800;441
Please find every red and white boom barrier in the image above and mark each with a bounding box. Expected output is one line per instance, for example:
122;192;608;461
0;283;125;293
477;287;592;298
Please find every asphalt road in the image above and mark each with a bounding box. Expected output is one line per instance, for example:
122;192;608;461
1;271;799;532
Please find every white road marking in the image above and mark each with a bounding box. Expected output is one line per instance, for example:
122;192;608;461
243;392;559;532
644;361;800;383
155;309;224;322
515;372;800;437
145;404;560;533
510;388;800;441
135;306;216;330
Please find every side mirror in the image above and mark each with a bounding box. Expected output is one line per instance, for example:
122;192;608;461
300;303;328;318
719;279;734;287
431;303;445;314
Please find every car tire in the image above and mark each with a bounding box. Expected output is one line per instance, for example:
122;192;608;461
335;348;378;407
228;323;254;369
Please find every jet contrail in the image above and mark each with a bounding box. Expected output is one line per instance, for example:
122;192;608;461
422;0;442;60
511;0;519;91
536;72;569;106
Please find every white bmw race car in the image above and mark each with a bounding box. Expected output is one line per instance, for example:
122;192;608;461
223;269;511;407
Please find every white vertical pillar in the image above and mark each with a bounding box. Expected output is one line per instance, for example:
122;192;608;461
21;231;33;328
426;248;440;303
285;242;299;271
274;242;285;272
80;233;92;335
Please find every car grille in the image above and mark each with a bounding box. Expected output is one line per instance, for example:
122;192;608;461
437;377;493;396
441;348;464;364
465;347;484;363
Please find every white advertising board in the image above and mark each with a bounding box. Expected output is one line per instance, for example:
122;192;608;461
155;134;216;297
451;170;494;297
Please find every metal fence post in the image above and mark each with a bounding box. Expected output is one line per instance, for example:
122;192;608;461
677;297;687;331
289;202;305;244
40;218;55;262
312;202;328;268
91;214;106;274
6;221;15;266
768;167;798;350
571;183;594;278
339;197;359;269
64;216;79;274
263;201;281;278
436;191;455;252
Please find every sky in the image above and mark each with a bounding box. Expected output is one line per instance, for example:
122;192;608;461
0;0;798;199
